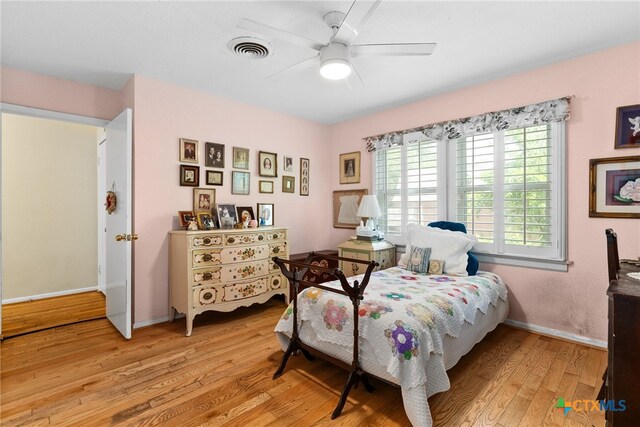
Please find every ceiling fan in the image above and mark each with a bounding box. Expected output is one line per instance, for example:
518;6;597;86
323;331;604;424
238;0;437;83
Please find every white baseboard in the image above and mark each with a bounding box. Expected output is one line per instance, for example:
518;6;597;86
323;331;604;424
133;313;184;329
2;286;99;305
504;319;607;349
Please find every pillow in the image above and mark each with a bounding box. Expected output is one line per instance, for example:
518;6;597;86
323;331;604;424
406;246;431;274
400;224;476;276
428;221;479;276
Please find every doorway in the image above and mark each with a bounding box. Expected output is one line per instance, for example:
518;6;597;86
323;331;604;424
1;108;107;337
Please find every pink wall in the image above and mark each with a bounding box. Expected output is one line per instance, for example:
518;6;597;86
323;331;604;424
329;42;640;341
1;66;125;120
131;76;331;323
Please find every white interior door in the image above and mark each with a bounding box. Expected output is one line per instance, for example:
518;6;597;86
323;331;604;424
105;108;133;339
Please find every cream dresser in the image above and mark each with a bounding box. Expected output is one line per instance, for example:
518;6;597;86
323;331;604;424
337;239;395;277
169;227;289;336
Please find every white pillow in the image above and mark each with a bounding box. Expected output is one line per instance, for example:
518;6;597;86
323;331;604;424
398;224;476;276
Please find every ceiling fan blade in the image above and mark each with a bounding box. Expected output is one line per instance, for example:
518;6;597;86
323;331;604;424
349;62;365;88
332;0;382;45
351;43;437;57
238;18;324;52
265;55;321;81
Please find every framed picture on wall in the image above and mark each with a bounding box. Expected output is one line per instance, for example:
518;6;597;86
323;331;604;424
333;189;368;228
233;147;250;169
589;156;640;218
259;151;277;177
283;156;294;172
180;165;199;187
257;203;274;226
205;142;225;168
232;171;250;195
282;176;295;193
300;158;309;196
615;104;640;149
206;170;223;186
179;138;199;163
259;180;274;193
339;151;361;184
193;188;215;213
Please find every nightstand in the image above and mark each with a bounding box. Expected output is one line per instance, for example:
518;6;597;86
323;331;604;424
337;239;395;277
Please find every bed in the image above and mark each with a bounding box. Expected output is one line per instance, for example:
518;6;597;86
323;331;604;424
273;224;509;426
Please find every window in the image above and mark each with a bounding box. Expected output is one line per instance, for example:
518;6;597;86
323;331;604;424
374;123;566;268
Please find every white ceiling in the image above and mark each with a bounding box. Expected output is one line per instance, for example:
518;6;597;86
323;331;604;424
2;1;639;124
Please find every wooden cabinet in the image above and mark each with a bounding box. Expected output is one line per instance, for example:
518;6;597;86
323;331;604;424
603;261;640;425
337;239;395;277
169;227;289;336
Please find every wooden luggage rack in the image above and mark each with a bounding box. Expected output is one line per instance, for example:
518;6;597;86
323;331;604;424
272;252;379;419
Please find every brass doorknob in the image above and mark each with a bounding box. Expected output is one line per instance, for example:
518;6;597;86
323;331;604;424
115;234;126;241
127;234;139;241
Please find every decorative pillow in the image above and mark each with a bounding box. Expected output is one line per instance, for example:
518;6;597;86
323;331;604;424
406;246;431;274
400;224;476;276
428;221;479;276
428;259;444;274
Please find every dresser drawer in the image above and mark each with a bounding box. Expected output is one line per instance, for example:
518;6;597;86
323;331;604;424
193;285;219;307
269;242;288;257
221;277;269;302
224;232;267;246
189;234;224;249
192;244;269;267
192;259;270;286
266;230;287;241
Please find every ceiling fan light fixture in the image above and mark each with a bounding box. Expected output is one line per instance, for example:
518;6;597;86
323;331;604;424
320;58;352;80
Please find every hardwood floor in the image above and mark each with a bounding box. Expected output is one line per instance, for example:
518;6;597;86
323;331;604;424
0;298;606;426
1;291;105;338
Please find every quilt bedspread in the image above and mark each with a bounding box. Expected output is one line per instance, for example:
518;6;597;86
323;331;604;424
274;267;508;425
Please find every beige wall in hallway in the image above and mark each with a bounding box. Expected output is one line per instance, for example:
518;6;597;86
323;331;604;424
2;113;98;299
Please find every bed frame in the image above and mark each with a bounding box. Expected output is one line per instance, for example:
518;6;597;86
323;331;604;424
273;252;394;419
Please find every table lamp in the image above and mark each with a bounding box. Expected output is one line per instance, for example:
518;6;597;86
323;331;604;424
356;195;382;241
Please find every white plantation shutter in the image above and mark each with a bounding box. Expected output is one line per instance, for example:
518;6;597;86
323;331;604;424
375;133;439;243
375;122;565;264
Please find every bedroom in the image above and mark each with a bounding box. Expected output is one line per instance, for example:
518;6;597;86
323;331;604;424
1;1;639;426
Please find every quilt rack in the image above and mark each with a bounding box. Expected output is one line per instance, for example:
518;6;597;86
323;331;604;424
272;252;381;419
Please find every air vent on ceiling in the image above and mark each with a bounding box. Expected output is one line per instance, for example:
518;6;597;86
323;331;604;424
228;37;272;59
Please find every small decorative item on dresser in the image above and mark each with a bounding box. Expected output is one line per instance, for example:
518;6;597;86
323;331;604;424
206;170;223;186
232;171;250;195
196;212;215;230
615;104;640;149
300;158;309;196
216;204;238;229
257;203;274;226
178;211;195;228
282;176;295;193
179;138;198;163
205;142;225;168
339;151;360;184
180;165;199;187
236;206;255;225
233;147;250;169
259;180;274;193
259;151;278;177
193;188;215;213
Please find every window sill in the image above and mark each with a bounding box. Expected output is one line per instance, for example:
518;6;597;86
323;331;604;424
395;245;569;272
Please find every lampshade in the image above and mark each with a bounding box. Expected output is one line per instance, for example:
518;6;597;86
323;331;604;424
357;195;382;218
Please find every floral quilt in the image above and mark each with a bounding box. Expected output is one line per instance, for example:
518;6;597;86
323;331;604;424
275;267;508;394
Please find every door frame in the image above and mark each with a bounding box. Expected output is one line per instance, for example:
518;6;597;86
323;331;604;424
0;102;110;338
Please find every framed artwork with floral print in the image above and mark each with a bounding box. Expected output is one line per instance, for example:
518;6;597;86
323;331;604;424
589;156;640;218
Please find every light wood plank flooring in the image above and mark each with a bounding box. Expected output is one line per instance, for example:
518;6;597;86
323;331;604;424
0;298;606;426
2;291;105;338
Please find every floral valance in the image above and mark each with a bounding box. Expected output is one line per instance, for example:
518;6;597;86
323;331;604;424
364;97;571;152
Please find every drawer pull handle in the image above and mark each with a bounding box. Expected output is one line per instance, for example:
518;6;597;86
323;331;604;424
228;238;235;244
273;234;278;239
273;279;279;287
258;235;264;241
273;247;280;254
203;273;213;281
203;292;213;300
203;237;211;245
203;254;213;262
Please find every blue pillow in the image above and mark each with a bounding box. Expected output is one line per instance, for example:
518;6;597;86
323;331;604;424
428;221;478;275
